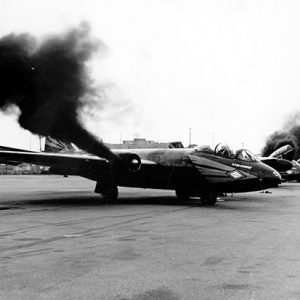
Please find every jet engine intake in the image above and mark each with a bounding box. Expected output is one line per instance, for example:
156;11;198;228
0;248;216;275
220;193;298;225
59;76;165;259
117;153;142;172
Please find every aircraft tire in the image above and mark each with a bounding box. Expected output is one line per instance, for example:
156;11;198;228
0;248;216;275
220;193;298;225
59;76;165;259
102;185;118;202
175;188;190;201
200;193;217;205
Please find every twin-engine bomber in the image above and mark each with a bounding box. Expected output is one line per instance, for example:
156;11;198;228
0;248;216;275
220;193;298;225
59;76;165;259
0;138;281;205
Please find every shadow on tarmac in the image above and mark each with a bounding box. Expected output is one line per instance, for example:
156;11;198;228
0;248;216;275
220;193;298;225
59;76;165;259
6;194;256;210
3;190;277;210
17;195;207;207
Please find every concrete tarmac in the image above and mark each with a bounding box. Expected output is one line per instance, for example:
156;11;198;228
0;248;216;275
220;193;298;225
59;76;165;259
0;175;300;300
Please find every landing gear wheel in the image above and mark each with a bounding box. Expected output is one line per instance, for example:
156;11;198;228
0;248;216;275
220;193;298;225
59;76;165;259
95;170;118;203
175;188;190;201
200;193;217;205
101;185;118;203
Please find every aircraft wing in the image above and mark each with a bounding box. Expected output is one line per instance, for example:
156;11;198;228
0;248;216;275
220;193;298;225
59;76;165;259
140;159;157;165
0;150;157;172
0;150;109;173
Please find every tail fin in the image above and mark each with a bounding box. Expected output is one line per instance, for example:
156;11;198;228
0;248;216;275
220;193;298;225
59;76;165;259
44;136;76;152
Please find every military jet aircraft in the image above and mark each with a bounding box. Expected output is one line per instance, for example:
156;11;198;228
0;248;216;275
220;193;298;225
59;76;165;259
0;138;281;205
281;160;300;182
260;145;294;174
261;145;300;182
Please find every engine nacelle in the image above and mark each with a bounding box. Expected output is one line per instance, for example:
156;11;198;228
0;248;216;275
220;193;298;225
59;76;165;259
117;153;142;172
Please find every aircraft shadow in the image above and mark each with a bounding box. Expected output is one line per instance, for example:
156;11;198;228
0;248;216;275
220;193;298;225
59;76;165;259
10;194;243;209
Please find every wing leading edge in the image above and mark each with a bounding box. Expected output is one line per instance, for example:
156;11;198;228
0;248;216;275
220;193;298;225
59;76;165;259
0;150;157;173
0;150;108;173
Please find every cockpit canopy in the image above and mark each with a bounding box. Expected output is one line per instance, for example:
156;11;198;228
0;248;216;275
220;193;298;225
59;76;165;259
214;143;234;158
194;143;257;162
235;149;257;162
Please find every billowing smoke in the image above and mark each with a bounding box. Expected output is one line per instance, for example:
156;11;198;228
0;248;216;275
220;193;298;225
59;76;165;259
262;112;300;160
262;131;298;160
290;126;300;158
0;23;117;161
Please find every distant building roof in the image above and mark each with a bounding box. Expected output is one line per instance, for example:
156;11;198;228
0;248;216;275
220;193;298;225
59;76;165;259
106;138;181;149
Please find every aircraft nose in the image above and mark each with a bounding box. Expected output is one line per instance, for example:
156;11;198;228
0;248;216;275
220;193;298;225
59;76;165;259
259;164;282;188
267;169;282;182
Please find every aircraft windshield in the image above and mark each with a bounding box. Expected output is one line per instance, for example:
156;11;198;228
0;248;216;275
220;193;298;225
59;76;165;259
235;149;257;162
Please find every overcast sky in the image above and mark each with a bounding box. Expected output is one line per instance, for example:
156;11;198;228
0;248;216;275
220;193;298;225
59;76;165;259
1;0;300;153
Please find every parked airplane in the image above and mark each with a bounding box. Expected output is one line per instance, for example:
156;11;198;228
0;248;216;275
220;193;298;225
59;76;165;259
261;145;300;182
260;145;294;174
0;138;281;205
281;160;300;182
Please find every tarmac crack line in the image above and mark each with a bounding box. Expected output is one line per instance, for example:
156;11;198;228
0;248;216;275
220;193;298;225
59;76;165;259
0;206;188;237
0;206;191;255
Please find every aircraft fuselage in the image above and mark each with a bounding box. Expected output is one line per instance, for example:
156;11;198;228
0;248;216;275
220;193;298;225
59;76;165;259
92;148;281;194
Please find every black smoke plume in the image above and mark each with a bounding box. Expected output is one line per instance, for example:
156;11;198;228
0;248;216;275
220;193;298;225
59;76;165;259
290;126;300;158
262;131;298;160
262;112;300;160
0;24;117;161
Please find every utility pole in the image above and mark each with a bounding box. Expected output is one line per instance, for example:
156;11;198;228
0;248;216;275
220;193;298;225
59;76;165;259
189;127;192;147
119;131;122;145
39;135;42;152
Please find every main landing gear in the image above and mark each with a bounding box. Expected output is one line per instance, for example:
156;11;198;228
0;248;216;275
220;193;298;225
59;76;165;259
95;172;118;202
175;189;217;205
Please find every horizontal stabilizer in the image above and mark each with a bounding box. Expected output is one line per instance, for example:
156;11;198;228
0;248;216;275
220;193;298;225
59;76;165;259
44;136;76;152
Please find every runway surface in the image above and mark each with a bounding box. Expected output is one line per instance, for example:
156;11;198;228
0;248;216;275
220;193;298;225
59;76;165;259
0;175;299;300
